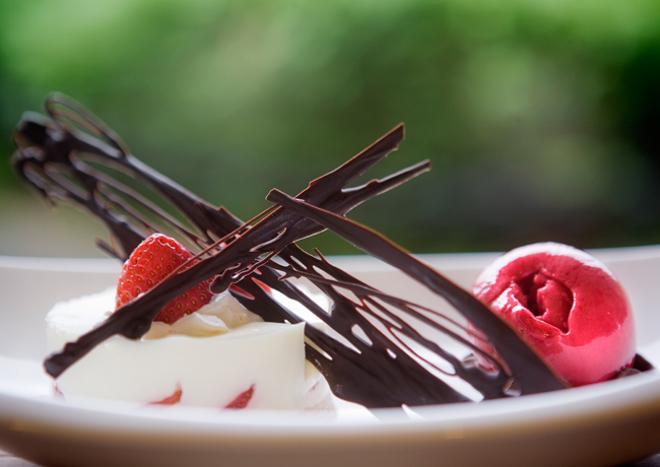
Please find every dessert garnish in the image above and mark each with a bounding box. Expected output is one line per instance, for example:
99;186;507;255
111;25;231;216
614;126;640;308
473;242;636;386
12;94;645;408
116;233;213;324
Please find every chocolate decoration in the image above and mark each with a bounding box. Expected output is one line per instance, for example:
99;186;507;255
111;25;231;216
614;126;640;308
13;94;570;408
267;189;564;394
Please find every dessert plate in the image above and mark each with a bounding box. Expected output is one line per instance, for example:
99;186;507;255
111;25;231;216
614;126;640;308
0;248;659;467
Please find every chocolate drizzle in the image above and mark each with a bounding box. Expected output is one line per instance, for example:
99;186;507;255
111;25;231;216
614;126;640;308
267;190;564;394
13;94;566;408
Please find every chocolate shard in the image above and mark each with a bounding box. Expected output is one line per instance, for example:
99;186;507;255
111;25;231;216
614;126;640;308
13;94;565;408
267;188;566;394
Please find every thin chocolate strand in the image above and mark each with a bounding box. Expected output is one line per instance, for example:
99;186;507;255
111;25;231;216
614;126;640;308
267;252;509;399
250;245;500;404
239;274;471;405
270;261;501;367
267;189;566;394
14;101;413;258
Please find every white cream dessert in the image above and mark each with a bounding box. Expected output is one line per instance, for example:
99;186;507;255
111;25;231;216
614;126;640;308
47;288;330;410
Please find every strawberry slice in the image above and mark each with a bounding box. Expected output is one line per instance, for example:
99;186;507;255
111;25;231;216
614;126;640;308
149;384;183;405
224;384;255;409
116;233;213;324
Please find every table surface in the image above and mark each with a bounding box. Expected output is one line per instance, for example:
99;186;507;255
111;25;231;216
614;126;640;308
2;449;659;466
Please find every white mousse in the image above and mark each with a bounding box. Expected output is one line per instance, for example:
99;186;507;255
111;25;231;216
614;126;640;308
46;289;309;409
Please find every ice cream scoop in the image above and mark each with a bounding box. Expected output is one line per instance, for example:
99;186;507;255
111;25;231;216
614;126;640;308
473;242;635;386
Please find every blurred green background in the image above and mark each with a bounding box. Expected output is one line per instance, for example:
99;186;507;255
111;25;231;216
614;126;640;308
2;0;660;256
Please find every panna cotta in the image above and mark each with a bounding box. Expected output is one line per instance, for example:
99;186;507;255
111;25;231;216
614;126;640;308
46;288;320;409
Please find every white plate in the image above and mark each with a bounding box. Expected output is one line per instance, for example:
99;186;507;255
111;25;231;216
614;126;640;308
0;248;659;467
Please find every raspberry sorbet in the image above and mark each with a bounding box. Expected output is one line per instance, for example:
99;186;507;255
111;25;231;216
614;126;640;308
474;242;636;386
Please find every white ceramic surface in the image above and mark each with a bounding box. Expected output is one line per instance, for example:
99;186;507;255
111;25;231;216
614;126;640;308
0;248;659;467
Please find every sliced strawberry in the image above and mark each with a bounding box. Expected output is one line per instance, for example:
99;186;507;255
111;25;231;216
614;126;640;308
224;384;255;409
116;233;213;324
149;384;182;405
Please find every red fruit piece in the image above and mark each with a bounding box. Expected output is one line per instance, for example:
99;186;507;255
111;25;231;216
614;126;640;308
149;384;182;405
473;242;635;386
224;384;255;409
116;233;213;324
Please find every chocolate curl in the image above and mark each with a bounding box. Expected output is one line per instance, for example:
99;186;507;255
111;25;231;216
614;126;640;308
41;154;430;380
21;99;428;380
264;248;516;404
267;188;566;395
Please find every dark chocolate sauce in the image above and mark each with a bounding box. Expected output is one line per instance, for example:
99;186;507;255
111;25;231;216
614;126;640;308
13;94;568;408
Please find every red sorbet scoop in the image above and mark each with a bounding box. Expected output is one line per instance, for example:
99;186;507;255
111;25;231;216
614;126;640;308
474;242;635;386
